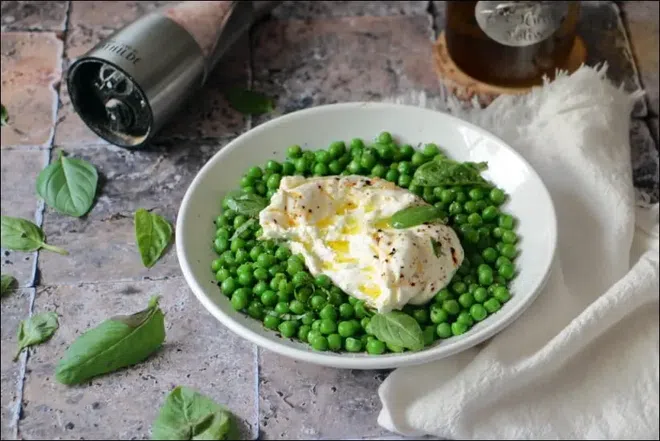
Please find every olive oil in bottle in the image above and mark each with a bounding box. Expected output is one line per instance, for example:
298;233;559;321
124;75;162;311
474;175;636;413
444;1;581;88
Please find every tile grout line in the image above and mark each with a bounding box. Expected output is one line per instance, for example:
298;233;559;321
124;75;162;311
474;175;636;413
11;3;74;439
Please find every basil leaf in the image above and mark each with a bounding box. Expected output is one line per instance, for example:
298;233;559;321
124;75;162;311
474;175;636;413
15;311;59;360
55;296;165;385
36;151;98;217
151;386;236;440
1;274;17;297
226;87;274;115
135;209;173;268
366;311;424;351
231;218;256;240
1;216;68;255
224;192;268;218
390;205;444;229
412;159;489;187
1;103;8;126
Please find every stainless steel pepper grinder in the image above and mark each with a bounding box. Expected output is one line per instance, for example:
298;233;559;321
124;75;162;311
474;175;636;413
67;1;279;148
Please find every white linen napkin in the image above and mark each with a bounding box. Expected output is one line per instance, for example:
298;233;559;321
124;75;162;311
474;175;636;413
380;65;660;440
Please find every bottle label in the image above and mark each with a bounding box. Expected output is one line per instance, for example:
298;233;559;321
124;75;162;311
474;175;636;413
475;1;569;47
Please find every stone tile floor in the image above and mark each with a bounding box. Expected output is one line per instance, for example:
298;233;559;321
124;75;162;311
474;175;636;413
0;1;658;439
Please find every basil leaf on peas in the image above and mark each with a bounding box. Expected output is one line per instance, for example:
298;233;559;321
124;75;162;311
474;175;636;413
151;386;237;440
55;296;165;385
412;158;489;187
15;311;59;360
224;192;268;218
231;218;256;241
135;209;173;268
1;216;68;255
36;151;99;217
366;311;424;352
390;205;445;229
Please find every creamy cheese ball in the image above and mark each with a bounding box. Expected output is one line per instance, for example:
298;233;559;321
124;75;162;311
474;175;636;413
258;175;464;313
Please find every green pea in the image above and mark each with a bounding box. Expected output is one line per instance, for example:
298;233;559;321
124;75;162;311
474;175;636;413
484;297;502;313
473;287;489;303
339;303;354;319
347;296;358;305
467;213;482;226
347;160;361;174
301;312;315;325
319;304;337;321
214;237;229;254
328;160;343;174
282;161;296;175
412;309;429;324
319;319;337;335
288;299;304;315
468;188;484;200
231;288;250;310
278;320;298;338
221;277;237;296
423;143;440;157
274;302;289;315
354;302;368;319
287;145;303;158
482;205;499;221
278;280;294;297
313;162;329;176
464;201;478;214
478;270;494;286
366;339;386;355
449;202;463;215
215;268;231;282
397;174;412;188
469;304;487;322
254;281;269;296
385;168;399;182
298;324;312;342
310;295;327;311
434;289;452;304
350;138;365;150
455;191;467;203
501;230;518;244
500;244;517;259
458;292;475;309
498;263;516;280
436;322;452;338
457;311;474;327
338;320;358;337
327;288;345;305
360;317;371;331
360;151;377;170
247;301;264;319
430;304;448;324
442;189;459;205
498;214;515;230
495;256;512;268
313;274;331;289
308;328;322;341
261;290;278;306
377;131;393;144
400;145;415;159
411;151;427;167
489;188;506;205
311;319;321;331
287;260;304;276
397;161;412;175
264;314;280;330
442;299;460;315
327;333;343;351
493;286;511;303
295;285;313;303
310;335;329;351
235;249;250;264
452;282;467;295
236;271;253;286
294;157;308;173
329;141;346;158
314;150;330;164
291;272;310;286
266;173;281;189
371;164;388;178
247;166;263;179
481;247;497;263
451;321;468;336
344;337;362;352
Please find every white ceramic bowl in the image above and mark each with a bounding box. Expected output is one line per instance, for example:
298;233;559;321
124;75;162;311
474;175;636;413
176;102;557;370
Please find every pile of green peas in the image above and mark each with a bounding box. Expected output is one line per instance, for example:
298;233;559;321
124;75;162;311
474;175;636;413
211;132;519;354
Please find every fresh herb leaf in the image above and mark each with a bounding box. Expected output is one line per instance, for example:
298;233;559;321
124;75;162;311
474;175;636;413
226;87;274;115
135;209;173;268
1;274;17;297
151;386;237;440
412;159;489;187
390;205;444;229
1;104;8;126
0;216;68;255
231;218;256;240
15;311;59;360
36;151;98;217
431;239;444;258
55;296;165;385
224;192;268;217
366;311;424;351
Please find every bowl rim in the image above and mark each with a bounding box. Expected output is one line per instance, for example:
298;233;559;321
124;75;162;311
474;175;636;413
176;101;558;369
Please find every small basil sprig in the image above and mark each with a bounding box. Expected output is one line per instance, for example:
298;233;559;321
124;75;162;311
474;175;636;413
1;274;17;297
1;216;68;255
223;191;268;218
390;205;445;229
36;151;99;217
15;311;59;360
55;296;165;385
135;209;173;268
231;218;256;240
366;311;424;352
151;386;237;440
412;158;489;187
226;87;274;116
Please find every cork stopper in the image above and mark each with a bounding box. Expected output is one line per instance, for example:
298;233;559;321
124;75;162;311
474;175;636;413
433;31;588;108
